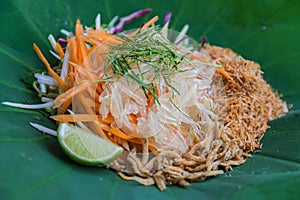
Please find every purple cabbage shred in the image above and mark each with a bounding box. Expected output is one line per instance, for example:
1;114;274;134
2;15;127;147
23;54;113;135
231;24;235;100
199;36;207;50
58;38;68;45
164;11;172;25
111;8;152;34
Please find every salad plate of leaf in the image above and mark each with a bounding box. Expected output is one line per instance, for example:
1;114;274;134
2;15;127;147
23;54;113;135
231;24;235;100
0;0;300;199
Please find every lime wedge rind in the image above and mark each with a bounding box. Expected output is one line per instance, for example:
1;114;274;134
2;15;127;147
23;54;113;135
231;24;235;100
57;123;123;166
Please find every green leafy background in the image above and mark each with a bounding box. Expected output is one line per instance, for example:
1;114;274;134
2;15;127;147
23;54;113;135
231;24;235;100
1;0;300;199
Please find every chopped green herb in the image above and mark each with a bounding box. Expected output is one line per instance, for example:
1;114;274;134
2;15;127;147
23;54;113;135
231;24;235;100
104;27;187;104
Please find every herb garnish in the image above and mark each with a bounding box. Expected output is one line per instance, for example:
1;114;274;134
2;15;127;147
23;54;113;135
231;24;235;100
104;27;187;104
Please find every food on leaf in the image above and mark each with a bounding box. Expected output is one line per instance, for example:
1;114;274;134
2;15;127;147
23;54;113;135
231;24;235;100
2;9;287;191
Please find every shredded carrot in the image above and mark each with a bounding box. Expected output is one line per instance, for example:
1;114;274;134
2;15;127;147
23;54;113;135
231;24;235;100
189;53;209;63
78;39;88;64
85;29;123;45
55;42;65;58
75;20;85;63
128;114;138;124
141;16;159;31
53;81;93;108
147;86;158;106
189;53;234;80
66;38;76;87
51;114;109;131
102;114;115;124
51;113;114;124
75;19;84;40
181;128;189;138
68;90;109;139
68;37;77;64
148;145;157;153
131;16;159;36
70;61;99;82
87;122;109;139
96;83;103;96
110;128;134;140
57;98;72;114
33;43;68;91
73;93;110;140
128;138;157;152
51;114;97;122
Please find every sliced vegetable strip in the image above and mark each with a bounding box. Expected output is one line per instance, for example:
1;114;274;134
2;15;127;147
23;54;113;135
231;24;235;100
53;81;93;108
33;43;68;91
189;53;234;81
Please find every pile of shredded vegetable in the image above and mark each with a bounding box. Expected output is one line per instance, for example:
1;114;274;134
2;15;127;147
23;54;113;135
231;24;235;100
3;9;288;191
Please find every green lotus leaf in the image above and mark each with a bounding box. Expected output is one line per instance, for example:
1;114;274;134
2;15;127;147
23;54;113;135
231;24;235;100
1;0;299;199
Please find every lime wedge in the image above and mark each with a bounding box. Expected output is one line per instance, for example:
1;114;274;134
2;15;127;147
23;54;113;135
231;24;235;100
57;123;123;166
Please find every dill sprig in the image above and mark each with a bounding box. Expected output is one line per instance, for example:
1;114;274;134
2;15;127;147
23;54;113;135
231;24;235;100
104;27;187;104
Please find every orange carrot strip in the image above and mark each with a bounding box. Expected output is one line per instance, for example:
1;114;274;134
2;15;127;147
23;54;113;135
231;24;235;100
149;146;156;153
102;114;115;124
85;29;123;44
65;73;75;88
68;38;77;63
66;38;76;87
51;114;97;122
82;122;110;138
33;43;68;91
112;135;118;144
53;81;93;108
189;53;211;64
55;42;65;58
128;114;138;124
70;61;100;85
131;16;159;36
51;114;114;125
181;128;189;138
96;83;103;96
189;53;234;80
75;19;84;63
75;19;84;39
109;128;134;140
128;138;157;152
75;94;109;139
57;98;72;114
78;39;88;63
141;16;159;31
82;35;101;46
